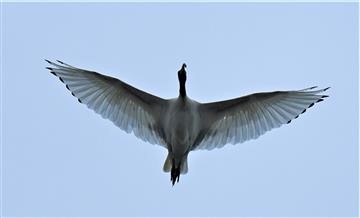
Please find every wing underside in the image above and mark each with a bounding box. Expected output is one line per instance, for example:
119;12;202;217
193;87;330;150
46;60;167;146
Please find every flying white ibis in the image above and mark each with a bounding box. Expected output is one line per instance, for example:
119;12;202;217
46;60;329;185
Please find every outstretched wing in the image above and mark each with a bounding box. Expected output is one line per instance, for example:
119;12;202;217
193;87;330;150
46;60;167;146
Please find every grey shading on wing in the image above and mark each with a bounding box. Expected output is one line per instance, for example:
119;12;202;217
193;87;330;150
46;60;167;146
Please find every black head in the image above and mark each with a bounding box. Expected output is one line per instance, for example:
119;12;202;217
178;63;187;98
178;63;187;83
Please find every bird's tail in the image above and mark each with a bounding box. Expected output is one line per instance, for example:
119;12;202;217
163;154;172;173
163;153;188;174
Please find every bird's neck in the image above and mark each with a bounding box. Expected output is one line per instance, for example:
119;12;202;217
179;81;186;98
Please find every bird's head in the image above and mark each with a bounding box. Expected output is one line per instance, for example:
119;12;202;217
178;63;187;83
178;63;187;98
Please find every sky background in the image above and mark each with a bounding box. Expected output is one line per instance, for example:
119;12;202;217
2;3;358;217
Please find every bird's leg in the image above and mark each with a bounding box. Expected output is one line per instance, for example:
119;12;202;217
170;158;180;186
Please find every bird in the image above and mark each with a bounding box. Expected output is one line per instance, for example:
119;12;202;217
46;60;329;185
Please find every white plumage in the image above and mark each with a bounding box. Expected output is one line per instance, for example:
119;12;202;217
46;60;329;185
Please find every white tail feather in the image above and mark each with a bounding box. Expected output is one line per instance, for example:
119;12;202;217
163;153;171;172
180;155;188;174
162;153;189;174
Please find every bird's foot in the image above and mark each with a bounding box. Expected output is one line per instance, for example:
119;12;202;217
171;167;180;186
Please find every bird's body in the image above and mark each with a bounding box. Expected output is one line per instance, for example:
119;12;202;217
164;98;199;154
46;60;329;185
162;97;201;183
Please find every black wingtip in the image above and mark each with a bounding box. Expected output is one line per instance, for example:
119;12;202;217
45;59;51;64
289;87;329;125
78;98;82;103
46;67;53;71
56;60;64;64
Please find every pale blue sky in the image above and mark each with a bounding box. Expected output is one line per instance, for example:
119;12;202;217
2;3;358;217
